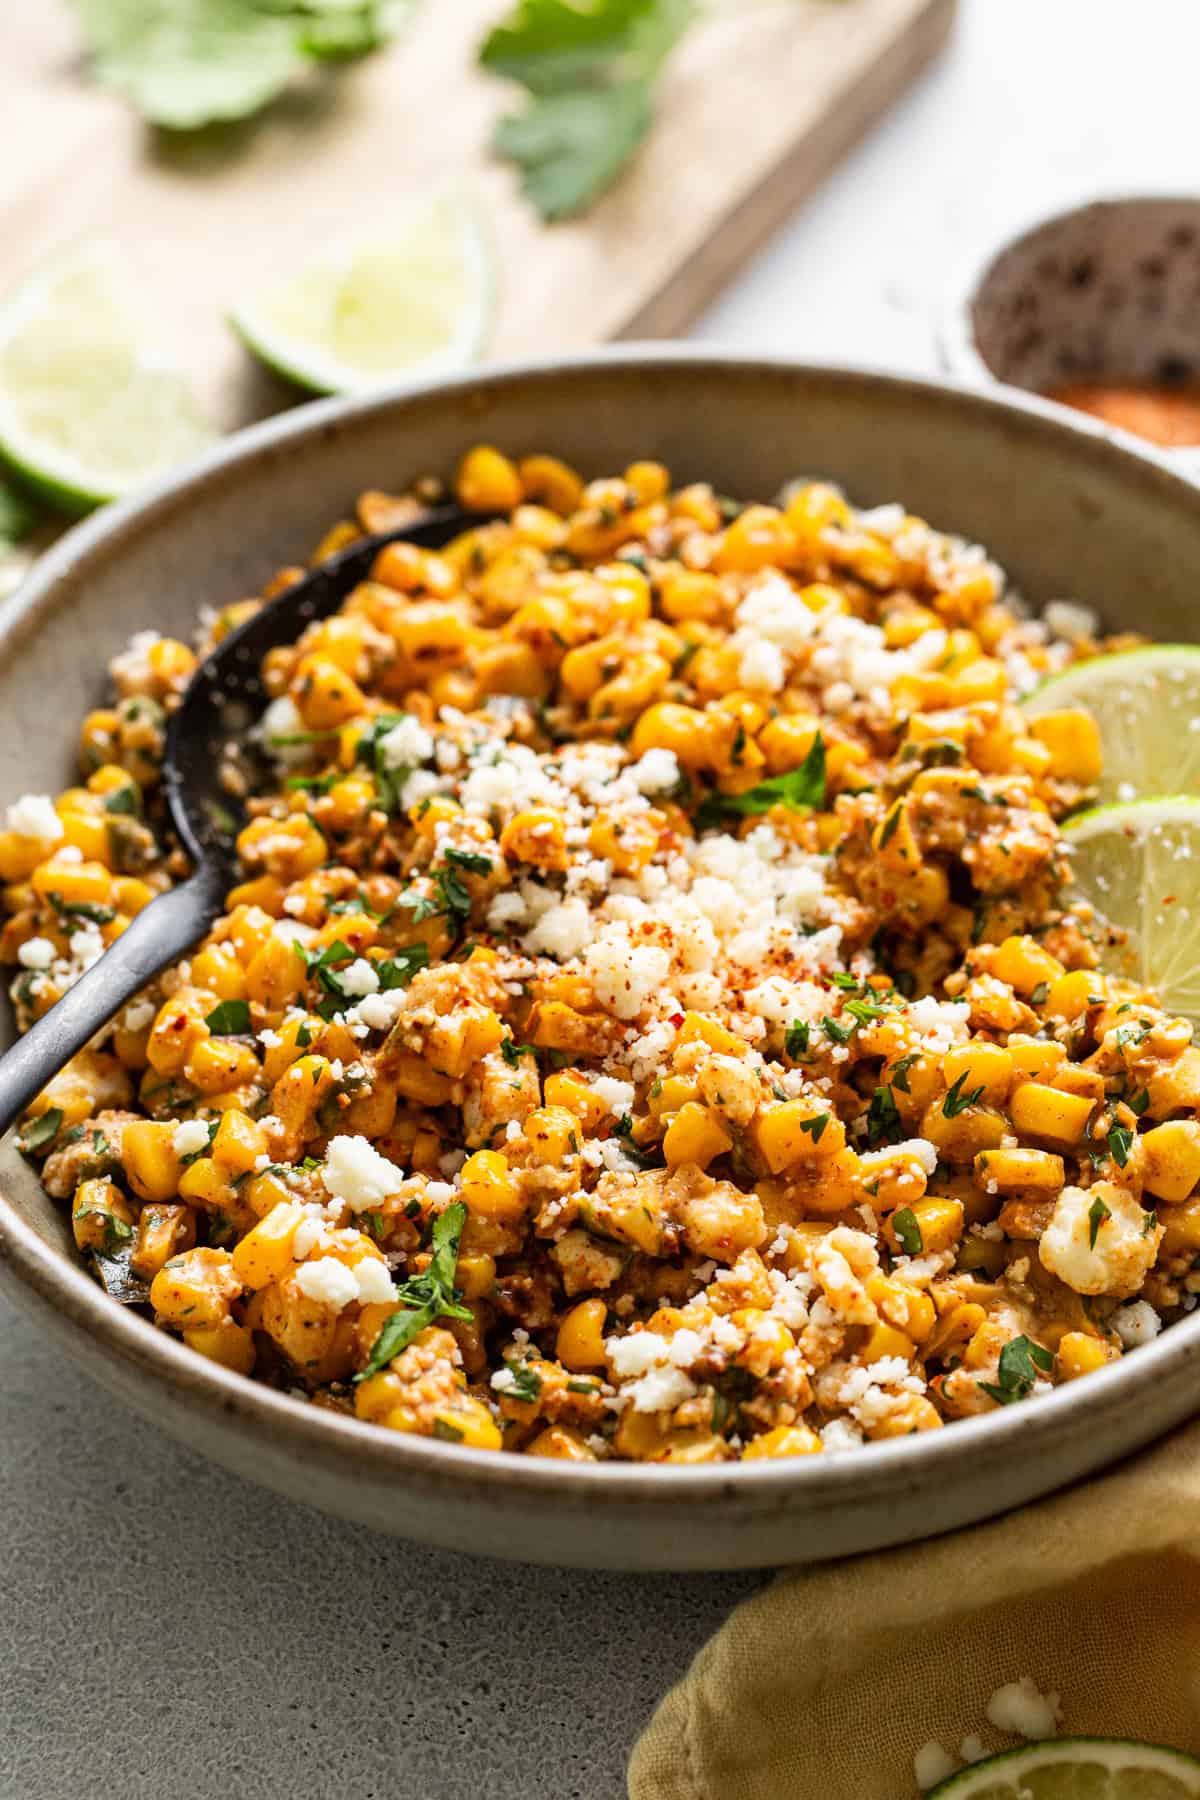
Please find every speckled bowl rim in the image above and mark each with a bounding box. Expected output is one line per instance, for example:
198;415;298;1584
3;345;1200;1517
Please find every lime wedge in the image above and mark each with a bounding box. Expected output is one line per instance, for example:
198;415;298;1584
1025;646;1200;806
0;242;216;514
1063;797;1200;1024
928;1737;1200;1797
230;195;494;396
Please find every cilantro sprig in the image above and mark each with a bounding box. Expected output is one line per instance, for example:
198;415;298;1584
68;0;417;132
480;0;695;220
356;1202;473;1382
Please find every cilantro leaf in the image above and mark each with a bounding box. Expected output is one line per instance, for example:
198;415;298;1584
356;1201;472;1382
978;1334;1053;1406
694;733;826;830
377;944;430;989
480;0;678;92
492;81;654;222
69;0;308;130
444;846;493;876
482;0;694;220
69;0;415;128
205;998;251;1036
785;1020;810;1060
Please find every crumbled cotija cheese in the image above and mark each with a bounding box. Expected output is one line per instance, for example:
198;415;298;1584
378;714;434;769
172;1120;212;1158
6;795;63;842
321;1135;405;1212
984;1676;1061;1740
294;1258;360;1310
913;1743;957;1791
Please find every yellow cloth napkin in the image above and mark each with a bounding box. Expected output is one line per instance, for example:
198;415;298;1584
629;1417;1200;1800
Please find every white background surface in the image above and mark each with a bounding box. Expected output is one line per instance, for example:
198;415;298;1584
3;5;1196;1796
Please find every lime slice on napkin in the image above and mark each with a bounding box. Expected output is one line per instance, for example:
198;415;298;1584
928;1737;1200;1797
1025;646;1200;806
230;194;494;395
1062;797;1200;1025
0;241;215;514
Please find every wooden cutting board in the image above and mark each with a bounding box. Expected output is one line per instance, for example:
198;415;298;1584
3;1;955;433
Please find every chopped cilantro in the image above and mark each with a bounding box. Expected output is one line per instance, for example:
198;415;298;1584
1088;1194;1111;1249
102;781;140;816
878;803;903;850
355;712;421;814
821;1015;852;1045
844;997;886;1027
205;998;251;1036
1107;1123;1134;1169
785;1020;810;1059
694;733;825;830
286;771;338;796
19;1107;63;1156
866;1085;903;1148
377;944;430;989
891;1206;922;1255
502;1361;543;1404
444;846;493;875
978;1334;1053;1406
889;1052;920;1095
942;1072;984;1118
797;1113;830;1143
49;893;116;926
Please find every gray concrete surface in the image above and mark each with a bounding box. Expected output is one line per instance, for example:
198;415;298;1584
5;2;1199;1794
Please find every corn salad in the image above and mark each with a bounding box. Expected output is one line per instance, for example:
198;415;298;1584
3;448;1194;1463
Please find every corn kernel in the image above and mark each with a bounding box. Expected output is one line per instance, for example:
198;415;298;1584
1009;1081;1095;1147
556;1297;608;1370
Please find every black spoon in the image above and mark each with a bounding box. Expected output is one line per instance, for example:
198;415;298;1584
0;505;476;1139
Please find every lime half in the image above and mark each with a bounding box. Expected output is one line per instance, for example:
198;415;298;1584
230;195;494;396
1026;646;1200;806
0;242;215;514
1063;797;1200;1024
928;1737;1200;1797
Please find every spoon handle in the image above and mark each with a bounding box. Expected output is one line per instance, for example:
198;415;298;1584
0;862;226;1140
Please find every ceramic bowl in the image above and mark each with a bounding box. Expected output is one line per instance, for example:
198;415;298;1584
3;349;1200;1571
940;194;1200;477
